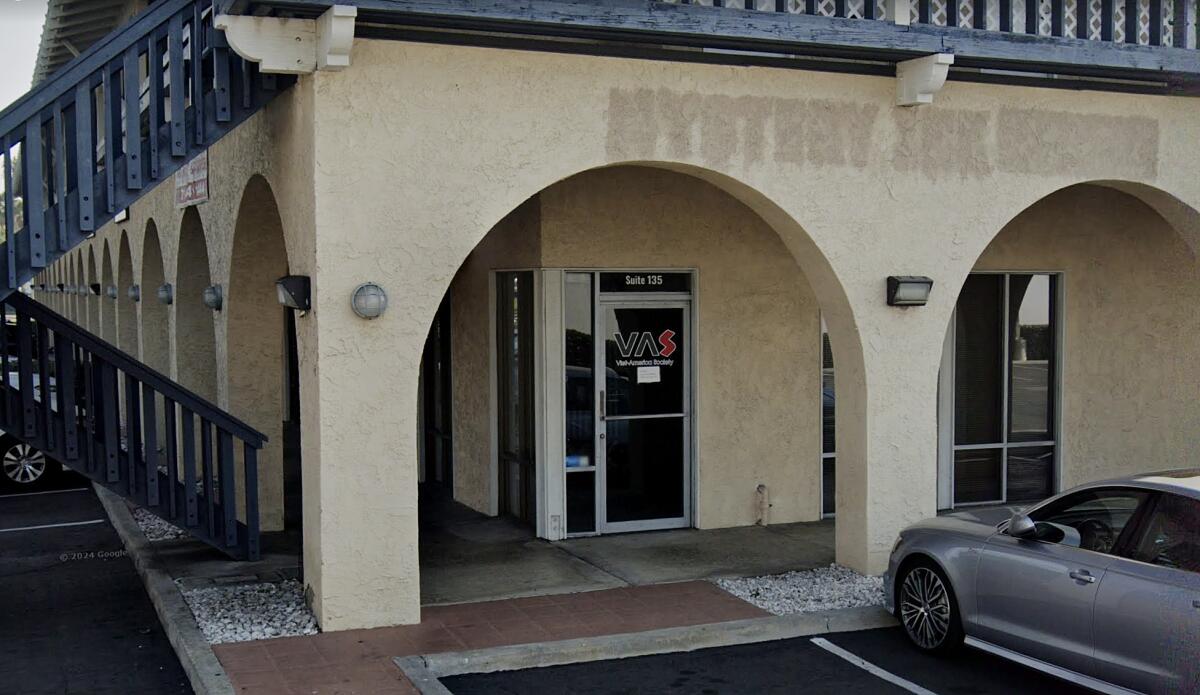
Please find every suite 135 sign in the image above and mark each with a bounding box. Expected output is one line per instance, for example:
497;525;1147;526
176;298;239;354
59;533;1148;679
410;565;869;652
174;151;209;208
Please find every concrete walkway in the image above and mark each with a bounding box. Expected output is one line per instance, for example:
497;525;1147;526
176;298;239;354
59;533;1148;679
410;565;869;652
419;488;835;605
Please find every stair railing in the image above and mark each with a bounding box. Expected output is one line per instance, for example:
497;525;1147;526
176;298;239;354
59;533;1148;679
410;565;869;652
0;292;266;559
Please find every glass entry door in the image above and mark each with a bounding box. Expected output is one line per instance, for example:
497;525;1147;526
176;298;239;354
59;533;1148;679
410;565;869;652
598;302;690;532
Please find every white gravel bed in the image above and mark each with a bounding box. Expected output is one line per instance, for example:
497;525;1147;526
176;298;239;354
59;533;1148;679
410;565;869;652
714;564;884;615
132;507;189;542
182;580;318;644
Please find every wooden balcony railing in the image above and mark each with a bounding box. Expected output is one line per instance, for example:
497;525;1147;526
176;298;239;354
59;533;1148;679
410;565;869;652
665;0;1194;48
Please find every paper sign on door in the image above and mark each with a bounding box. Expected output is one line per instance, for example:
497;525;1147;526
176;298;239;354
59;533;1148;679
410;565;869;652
637;366;661;384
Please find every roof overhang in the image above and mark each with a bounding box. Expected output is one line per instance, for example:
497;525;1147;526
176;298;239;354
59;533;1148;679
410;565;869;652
33;0;132;85
220;0;1200;95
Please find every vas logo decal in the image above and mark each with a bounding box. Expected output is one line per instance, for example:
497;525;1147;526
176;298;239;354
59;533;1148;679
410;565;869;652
614;330;677;359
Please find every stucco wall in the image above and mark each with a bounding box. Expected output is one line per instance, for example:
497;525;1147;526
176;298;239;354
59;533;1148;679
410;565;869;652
974;185;1200;488
446;168;822;528
34;30;1200;633
303;37;1200;633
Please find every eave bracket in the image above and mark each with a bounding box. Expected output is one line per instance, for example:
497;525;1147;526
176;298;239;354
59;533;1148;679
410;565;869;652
896;53;955;106
214;4;357;75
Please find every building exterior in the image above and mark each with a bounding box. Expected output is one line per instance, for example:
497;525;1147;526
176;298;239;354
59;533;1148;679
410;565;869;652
10;0;1200;632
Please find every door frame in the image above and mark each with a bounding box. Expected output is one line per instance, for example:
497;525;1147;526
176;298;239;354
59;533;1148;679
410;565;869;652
541;268;699;540
594;297;693;534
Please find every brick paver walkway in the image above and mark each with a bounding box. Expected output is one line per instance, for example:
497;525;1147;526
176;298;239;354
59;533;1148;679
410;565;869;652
213;580;768;694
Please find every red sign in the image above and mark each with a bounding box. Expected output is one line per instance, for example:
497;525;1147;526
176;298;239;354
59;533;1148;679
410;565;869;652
174;151;209;208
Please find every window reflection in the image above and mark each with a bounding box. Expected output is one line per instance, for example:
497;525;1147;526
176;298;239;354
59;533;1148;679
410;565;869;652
1008;274;1055;443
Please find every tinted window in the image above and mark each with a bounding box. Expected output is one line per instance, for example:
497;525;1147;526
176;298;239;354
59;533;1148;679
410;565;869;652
1028;488;1149;555
1129;494;1200;573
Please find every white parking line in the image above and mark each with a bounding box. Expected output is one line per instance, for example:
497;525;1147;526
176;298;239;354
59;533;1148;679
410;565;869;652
0;519;106;534
811;637;940;695
0;487;90;499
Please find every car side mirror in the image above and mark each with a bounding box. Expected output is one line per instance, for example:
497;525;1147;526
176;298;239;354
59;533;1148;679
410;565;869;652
1008;513;1037;539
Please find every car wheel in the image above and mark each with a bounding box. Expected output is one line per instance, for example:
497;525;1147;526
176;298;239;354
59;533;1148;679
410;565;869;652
1;437;51;489
897;559;964;654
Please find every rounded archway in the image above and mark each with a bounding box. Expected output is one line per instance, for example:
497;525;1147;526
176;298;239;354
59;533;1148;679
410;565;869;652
939;181;1200;510
85;245;99;334
418;164;850;547
140;221;169;374
71;253;82;323
116;232;136;356
99;241;115;344
74;253;85;323
227;175;294;533
174;208;217;403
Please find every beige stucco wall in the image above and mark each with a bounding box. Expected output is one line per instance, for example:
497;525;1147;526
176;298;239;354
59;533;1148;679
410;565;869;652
31;32;1200;633
447;168;823;528
975;184;1200;488
303;37;1200;630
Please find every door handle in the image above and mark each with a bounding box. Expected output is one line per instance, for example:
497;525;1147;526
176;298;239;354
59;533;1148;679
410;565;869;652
599;389;605;420
1069;570;1097;584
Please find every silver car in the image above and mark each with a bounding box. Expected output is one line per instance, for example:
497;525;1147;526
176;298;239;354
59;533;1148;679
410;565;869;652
884;469;1200;694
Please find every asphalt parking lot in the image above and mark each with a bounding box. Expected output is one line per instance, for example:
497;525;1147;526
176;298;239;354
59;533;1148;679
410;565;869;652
0;472;191;694
442;626;1094;695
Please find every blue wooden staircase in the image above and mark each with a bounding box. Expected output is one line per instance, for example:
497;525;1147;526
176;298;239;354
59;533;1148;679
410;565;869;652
0;0;292;295
0;0;289;559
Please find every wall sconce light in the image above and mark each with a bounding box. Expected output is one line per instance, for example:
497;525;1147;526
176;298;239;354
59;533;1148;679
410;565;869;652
89;283;101;296
202;284;223;311
276;275;311;312
351;282;387;320
56;283;65;292
106;285;118;299
886;276;934;307
157;283;174;305
128;285;141;302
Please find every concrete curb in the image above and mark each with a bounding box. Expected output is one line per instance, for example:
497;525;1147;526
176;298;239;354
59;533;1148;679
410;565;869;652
94;484;236;695
396;605;896;694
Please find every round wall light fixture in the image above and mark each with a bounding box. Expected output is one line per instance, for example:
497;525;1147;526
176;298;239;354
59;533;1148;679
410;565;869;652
202;284;223;311
157;283;174;305
351;282;387;320
128;285;141;302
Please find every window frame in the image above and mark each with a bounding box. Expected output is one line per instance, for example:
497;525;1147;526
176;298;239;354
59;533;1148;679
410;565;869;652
940;270;1065;508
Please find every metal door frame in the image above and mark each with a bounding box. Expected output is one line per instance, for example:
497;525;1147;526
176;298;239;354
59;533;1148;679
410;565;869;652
594;296;692;534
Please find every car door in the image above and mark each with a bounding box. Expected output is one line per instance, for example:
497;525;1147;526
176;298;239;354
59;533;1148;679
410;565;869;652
1093;493;1200;694
974;487;1151;678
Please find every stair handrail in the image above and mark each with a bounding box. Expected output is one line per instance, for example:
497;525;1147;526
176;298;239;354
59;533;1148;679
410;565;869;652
8;293;267;447
0;0;197;133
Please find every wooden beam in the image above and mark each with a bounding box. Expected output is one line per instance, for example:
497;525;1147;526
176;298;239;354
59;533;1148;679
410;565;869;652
257;0;1200;78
